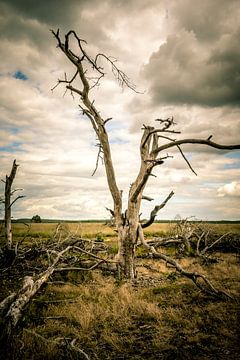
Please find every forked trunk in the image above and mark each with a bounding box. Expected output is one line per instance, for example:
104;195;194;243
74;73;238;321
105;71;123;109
52;30;240;281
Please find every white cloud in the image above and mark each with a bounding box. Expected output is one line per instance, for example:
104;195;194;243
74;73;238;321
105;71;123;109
0;0;239;220
217;181;240;197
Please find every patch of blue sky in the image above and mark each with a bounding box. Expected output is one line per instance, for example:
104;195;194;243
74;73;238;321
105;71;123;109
181;152;193;159
0;142;23;153
106;121;126;132
78;114;125;132
13;71;28;81
110;138;129;145
9;127;20;134
201;181;219;189
225;151;240;159
223;163;240;170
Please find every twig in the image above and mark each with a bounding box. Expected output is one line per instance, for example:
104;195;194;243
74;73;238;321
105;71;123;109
176;145;197;176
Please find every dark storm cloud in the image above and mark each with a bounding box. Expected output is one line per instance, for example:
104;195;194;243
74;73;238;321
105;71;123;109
0;0;166;47
171;0;239;42
0;0;110;52
0;0;83;27
143;1;240;107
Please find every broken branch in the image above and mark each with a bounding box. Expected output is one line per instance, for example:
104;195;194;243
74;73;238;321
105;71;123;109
142;191;174;228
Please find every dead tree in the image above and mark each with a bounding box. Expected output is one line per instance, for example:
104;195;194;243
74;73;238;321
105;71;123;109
1;160;24;251
52;29;240;279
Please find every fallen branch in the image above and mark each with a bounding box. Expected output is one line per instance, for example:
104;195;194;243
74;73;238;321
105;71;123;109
142;237;183;247
0;293;16;317
23;329;90;360
1;246;72;338
137;224;233;300
200;232;231;256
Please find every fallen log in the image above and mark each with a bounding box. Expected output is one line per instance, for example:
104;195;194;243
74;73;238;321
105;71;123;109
0;243;117;342
0;293;17;317
1;246;72;340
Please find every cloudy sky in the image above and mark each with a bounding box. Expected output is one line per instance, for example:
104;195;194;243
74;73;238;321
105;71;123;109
0;0;240;221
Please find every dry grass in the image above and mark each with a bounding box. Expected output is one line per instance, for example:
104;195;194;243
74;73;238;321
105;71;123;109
9;222;117;241
9;221;240;241
7;251;239;360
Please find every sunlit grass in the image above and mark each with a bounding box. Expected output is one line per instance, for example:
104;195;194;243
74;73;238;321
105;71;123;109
1;221;240;358
8;221;240;241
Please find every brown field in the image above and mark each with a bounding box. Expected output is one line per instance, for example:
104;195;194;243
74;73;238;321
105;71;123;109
1;221;240;359
6;253;240;360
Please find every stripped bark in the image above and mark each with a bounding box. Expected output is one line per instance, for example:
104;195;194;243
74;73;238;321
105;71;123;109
4;160;19;250
0;293;17;317
1;246;71;338
0;160;25;263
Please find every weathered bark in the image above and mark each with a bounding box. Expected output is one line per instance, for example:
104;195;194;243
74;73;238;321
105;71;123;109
117;202;140;278
4;160;18;250
1;246;72;339
0;293;17;317
0;238;117;339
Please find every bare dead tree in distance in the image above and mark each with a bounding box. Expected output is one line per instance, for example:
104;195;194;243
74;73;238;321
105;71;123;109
52;29;240;279
1;160;24;250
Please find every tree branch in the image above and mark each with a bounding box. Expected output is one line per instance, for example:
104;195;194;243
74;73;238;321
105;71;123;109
52;29;123;224
142;191;174;228
91;144;103;176
95;53;138;92
9;195;25;209
153;138;240;155
142;195;154;201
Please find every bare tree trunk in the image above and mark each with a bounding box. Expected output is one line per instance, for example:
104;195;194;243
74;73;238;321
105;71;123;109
117;202;140;278
4;160;18;250
117;227;136;279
